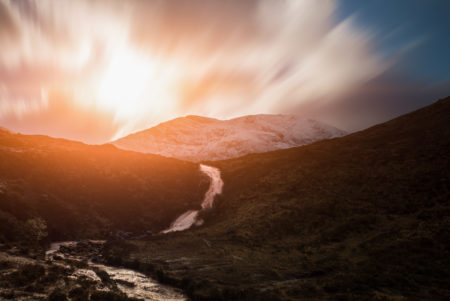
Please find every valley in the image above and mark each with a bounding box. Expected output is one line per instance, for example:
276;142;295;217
0;1;448;300
0;97;449;300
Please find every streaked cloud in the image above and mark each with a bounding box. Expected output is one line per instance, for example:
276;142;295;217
0;0;407;142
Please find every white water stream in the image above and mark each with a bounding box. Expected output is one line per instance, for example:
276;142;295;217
162;164;223;233
46;241;186;301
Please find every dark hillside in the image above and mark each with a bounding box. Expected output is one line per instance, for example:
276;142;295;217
0;132;208;245
109;97;450;300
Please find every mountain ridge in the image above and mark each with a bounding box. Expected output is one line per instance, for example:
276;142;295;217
113;114;347;162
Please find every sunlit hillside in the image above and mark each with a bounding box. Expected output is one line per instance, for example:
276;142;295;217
0;131;208;244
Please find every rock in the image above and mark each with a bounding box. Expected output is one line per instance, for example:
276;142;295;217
115;279;136;287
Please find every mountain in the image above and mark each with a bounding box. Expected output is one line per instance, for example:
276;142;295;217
113;114;346;162
0;131;208;244
105;97;450;300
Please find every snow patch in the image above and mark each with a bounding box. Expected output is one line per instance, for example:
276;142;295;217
113;114;347;162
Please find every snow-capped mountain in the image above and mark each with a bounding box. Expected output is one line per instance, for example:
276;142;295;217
112;114;347;162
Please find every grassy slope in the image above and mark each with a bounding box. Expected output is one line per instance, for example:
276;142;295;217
0;132;209;244
106;97;450;300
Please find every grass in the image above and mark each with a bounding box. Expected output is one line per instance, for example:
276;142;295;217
0;130;209;244
105;96;450;300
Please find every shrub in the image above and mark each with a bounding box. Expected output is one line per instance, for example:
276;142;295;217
48;289;67;301
9;264;45;286
90;291;128;301
68;287;88;301
26;218;48;243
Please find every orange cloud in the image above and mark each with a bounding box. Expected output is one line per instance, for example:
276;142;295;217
1;88;122;144
0;0;397;142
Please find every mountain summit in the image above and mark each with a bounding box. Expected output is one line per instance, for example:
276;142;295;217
113;114;346;161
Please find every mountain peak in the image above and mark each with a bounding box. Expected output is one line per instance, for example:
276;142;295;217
183;115;218;122
113;114;346;162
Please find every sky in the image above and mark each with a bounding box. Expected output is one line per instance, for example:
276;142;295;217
0;0;449;144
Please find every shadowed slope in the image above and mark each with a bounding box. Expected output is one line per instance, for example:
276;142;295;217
107;97;450;300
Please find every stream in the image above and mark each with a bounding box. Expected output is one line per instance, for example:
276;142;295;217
43;165;223;300
162;164;224;233
46;241;187;301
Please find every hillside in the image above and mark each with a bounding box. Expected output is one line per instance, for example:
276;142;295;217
106;97;450;300
113;114;346;162
0;131;208;246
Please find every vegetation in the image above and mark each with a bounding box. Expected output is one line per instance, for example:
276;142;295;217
105;97;450;300
0;131;209;245
1;96;449;300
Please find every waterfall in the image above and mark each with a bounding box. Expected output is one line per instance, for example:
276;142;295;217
162;164;223;233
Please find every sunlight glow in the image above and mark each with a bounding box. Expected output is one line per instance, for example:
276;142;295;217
98;48;154;119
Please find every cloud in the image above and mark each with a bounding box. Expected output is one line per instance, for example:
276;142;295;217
1;87;122;144
0;0;409;142
293;72;450;132
126;0;389;117
0;0;20;43
0;0;130;69
0;84;48;118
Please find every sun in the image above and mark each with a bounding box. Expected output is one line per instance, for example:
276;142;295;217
97;48;155;119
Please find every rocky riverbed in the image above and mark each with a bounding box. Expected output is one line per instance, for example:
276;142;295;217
0;241;187;301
